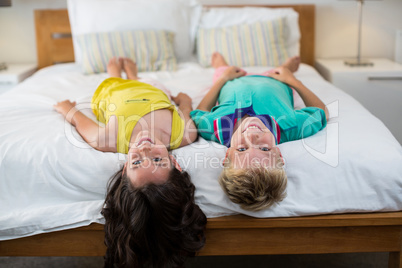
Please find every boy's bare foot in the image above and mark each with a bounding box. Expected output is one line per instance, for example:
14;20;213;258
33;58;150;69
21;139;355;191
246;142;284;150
107;57;122;78
211;52;229;68
123;58;139;80
282;56;301;73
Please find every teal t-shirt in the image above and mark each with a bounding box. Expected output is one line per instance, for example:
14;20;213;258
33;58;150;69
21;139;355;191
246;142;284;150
190;75;327;146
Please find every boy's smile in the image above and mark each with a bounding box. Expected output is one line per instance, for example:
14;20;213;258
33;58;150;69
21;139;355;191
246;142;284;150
228;117;281;169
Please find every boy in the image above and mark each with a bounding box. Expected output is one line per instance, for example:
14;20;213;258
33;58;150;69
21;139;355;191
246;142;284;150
190;52;328;211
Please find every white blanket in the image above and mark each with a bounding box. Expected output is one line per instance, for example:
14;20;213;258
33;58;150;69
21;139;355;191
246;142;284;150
1;62;401;240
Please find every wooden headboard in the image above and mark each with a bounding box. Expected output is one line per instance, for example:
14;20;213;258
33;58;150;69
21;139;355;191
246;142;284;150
34;5;315;69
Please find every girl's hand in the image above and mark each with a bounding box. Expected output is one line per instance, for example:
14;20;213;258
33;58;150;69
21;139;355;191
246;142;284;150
266;66;298;86
220;66;246;82
54;100;76;117
172;93;192;108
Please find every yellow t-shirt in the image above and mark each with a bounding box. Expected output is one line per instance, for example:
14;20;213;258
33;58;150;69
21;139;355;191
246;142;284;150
91;78;184;154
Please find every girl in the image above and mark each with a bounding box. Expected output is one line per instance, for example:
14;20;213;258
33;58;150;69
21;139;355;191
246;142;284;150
54;57;206;267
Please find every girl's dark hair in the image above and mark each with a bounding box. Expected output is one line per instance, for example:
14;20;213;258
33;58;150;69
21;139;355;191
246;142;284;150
102;166;207;268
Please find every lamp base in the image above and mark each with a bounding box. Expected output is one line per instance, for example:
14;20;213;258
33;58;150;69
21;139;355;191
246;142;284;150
0;62;8;71
344;59;374;67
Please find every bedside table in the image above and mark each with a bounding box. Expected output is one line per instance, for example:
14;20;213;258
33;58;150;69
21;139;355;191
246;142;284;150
0;63;37;94
315;58;402;144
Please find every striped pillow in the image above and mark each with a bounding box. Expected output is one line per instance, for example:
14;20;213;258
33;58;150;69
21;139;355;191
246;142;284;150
76;30;177;74
197;18;289;67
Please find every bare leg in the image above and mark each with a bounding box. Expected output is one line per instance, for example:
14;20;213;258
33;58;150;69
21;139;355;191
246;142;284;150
282;56;301;73
107;57;122;78
123;58;139;80
211;52;243;83
211;52;229;69
211;52;300;73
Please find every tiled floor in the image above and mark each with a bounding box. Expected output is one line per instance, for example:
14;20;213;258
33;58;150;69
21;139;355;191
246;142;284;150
0;252;389;267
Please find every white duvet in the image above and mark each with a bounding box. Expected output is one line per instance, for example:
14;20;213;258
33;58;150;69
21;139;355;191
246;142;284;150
0;62;401;240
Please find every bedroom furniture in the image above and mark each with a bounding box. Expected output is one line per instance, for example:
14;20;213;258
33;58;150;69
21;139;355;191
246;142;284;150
315;58;402;144
0;63;37;94
34;6;315;68
0;0;11;7
0;6;401;268
341;0;382;66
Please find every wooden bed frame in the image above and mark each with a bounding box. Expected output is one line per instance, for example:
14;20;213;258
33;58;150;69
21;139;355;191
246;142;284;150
1;5;401;268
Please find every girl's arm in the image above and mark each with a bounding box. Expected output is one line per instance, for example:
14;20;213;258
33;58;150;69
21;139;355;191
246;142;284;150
54;100;117;152
196;66;246;112
171;93;198;147
267;67;329;120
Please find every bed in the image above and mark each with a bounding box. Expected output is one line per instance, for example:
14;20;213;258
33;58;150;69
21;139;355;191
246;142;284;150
0;2;401;267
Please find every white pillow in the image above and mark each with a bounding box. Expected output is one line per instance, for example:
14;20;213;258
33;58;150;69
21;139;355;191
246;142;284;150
197;18;290;67
76;30;177;74
67;0;202;64
198;7;300;57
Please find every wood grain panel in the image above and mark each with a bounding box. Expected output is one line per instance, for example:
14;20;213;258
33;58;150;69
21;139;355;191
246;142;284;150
35;9;74;68
207;212;402;229
34;5;315;68
200;226;401;256
52;38;74;63
1;215;401;258
0;228;106;257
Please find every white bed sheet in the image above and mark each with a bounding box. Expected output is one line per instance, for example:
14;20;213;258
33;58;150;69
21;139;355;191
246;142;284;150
0;62;401;240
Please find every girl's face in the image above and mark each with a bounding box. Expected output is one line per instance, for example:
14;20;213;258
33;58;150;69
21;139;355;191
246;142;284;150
125;130;178;187
228;117;281;169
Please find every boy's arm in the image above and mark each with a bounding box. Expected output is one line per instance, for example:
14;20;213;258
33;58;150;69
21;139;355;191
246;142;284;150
53;100;117;152
171;93;198;146
196;66;246;112
267;67;329;120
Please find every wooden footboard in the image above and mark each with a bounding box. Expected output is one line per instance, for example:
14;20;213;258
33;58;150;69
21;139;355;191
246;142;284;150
1;212;401;267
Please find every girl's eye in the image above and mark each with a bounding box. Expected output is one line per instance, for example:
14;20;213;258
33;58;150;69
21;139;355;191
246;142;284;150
133;160;142;165
261;147;270;151
237;148;246;152
153;157;162;162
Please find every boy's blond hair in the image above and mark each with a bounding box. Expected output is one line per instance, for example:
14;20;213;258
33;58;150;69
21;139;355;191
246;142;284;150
219;158;287;211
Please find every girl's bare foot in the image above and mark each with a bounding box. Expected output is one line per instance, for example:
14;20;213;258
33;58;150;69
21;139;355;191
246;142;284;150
211;52;229;68
123;58;139;80
282;56;301;73
107;57;122;78
118;57;124;70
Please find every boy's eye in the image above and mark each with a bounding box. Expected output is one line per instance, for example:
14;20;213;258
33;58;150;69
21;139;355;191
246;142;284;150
237;148;246;152
133;160;142;165
153;157;162;162
261;147;270;151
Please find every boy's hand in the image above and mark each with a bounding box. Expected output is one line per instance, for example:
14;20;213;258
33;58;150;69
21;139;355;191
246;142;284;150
266;66;299;86
172;93;192;108
220;66;246;82
54;100;76;117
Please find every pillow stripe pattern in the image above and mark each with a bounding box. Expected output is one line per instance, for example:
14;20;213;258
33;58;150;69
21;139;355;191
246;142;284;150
76;30;177;74
197;18;289;67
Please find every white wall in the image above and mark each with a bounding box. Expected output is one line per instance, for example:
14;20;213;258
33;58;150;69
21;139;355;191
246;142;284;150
0;0;401;64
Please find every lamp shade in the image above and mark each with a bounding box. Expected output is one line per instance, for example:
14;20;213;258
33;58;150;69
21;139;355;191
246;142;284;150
0;0;11;7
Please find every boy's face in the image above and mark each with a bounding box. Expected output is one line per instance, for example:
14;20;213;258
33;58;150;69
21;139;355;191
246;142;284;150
228;117;281;169
125;130;179;187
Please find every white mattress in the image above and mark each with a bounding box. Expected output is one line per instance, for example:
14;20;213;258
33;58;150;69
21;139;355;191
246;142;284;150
0;62;401;240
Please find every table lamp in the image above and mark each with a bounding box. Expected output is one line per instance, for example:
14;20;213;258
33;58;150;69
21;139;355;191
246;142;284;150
341;0;381;67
